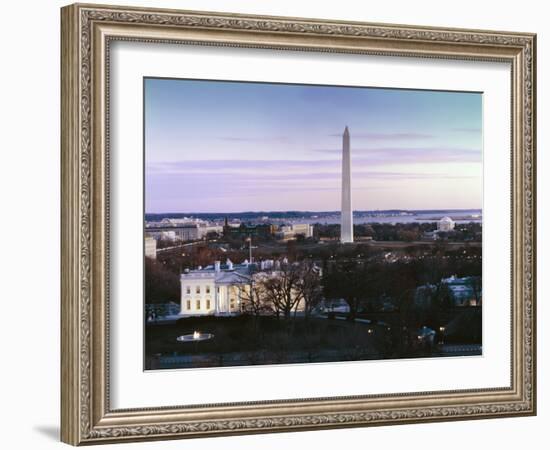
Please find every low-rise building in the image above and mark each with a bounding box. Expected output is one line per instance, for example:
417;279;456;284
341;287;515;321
145;230;178;241
421;231;438;241
223;222;275;238
415;275;481;307
145;219;224;242
317;298;350;314
275;223;314;240
442;275;481;306
145;236;157;259
291;223;314;238
197;224;223;239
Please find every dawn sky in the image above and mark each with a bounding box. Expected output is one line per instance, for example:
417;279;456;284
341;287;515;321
145;78;482;213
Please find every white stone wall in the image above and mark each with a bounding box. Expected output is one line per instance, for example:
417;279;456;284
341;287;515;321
180;274;216;315
144;237;157;259
180;275;250;315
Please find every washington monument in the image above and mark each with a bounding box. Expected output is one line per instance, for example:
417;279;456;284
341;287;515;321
340;126;353;243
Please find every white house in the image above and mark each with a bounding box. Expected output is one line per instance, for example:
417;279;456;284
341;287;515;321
180;258;312;316
180;259;251;316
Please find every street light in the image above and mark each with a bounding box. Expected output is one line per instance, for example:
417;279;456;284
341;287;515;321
245;236;253;263
439;326;445;345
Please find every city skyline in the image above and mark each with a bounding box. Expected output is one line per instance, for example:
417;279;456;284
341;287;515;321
145;78;482;214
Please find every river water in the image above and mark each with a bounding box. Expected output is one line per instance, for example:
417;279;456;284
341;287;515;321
284;209;482;225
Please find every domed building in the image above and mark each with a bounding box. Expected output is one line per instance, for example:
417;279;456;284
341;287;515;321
437;216;455;232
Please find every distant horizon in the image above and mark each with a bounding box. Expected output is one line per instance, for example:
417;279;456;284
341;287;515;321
145;207;482;216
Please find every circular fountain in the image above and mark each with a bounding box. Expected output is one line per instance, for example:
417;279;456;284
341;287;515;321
176;331;214;343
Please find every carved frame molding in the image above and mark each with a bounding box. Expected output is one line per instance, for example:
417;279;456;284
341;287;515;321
61;3;536;445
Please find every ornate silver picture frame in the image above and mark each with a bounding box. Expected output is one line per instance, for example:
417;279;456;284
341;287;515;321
61;3;536;445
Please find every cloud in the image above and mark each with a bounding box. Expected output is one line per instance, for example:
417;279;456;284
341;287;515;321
147;159;338;174
215;136;290;143
146;160;481;212
328;132;434;140
147;161;475;182
313;146;481;164
225;171;475;182
147;148;481;180
450;127;482;133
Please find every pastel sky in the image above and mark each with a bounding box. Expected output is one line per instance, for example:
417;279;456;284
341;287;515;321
145;78;482;213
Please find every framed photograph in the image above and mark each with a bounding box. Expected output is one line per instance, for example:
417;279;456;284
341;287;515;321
61;3;537;445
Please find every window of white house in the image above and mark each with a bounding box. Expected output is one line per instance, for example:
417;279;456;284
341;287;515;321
195;286;200;294
206;286;211;294
206;299;211;309
230;298;235;309
196;300;201;310
186;286;191;294
186;300;191;310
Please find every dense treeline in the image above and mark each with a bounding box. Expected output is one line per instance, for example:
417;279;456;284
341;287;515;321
321;243;481;350
315;222;481;242
145;258;180;304
146;241;481;308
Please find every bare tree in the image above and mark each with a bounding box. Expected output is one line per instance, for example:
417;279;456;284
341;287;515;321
469;276;482;306
296;260;322;320
322;261;370;321
238;280;270;317
261;263;304;320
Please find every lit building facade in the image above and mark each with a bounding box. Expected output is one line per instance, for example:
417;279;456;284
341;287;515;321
146;223;223;242
145;236;157;259
275;223;314;240
290;223;313;238
180;259;251;316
